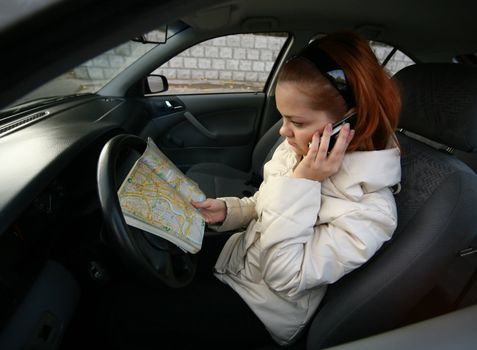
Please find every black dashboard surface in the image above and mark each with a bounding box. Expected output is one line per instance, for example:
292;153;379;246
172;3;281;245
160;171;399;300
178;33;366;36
0;94;149;336
0;96;135;236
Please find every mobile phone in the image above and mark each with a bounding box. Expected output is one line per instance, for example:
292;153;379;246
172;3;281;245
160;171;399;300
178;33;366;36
327;112;357;150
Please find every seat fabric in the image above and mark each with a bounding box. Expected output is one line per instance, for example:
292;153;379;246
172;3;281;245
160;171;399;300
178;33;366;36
187;119;283;198
187;162;256;198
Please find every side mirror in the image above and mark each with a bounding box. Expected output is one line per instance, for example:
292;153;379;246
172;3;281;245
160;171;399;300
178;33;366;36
144;74;169;95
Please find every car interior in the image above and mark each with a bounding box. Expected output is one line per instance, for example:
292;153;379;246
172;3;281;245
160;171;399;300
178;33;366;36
0;0;477;349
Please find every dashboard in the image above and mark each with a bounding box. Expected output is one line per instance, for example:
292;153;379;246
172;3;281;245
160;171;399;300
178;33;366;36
0;95;148;347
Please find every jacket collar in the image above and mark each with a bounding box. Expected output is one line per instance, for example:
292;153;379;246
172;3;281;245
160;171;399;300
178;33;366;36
275;141;401;199
335;148;401;197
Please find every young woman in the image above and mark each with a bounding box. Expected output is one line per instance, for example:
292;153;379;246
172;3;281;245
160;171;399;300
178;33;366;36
106;31;401;349
192;31;401;346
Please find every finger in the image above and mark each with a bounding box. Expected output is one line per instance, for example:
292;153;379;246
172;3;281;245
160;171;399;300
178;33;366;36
348;129;355;143
191;200;204;208
191;199;211;209
203;214;211;223
200;210;213;222
306;132;320;158
329;123;352;157
317;123;332;158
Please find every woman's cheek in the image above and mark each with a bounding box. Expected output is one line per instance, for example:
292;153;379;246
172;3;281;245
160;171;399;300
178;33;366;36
300;142;310;156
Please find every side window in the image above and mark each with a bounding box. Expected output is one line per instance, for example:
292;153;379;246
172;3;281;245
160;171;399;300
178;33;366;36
369;41;415;75
154;33;289;94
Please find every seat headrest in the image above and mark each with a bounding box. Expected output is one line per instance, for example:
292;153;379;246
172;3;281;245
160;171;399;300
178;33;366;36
394;63;477;152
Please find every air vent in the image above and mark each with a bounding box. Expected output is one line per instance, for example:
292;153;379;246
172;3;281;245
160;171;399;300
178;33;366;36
0;110;50;137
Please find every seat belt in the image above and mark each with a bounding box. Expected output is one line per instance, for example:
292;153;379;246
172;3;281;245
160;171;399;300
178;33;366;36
397;128;455;154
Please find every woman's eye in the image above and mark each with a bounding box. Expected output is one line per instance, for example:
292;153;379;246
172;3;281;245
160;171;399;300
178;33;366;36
292;121;303;127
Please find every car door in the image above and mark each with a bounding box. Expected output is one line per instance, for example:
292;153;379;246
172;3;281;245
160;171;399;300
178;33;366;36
139;32;289;173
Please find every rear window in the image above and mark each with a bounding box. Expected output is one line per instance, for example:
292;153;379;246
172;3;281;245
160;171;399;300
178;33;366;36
369;41;415;75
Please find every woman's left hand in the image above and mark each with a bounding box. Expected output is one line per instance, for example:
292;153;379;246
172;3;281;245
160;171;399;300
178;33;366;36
293;123;354;182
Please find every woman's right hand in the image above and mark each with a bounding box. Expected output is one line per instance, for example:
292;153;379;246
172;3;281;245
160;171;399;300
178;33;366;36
191;198;226;224
293;122;354;182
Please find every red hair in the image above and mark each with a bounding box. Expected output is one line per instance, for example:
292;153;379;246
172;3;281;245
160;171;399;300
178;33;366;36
278;31;401;151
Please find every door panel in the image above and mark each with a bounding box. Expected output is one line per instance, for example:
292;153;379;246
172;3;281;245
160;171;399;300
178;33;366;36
136;32;290;172
140;92;265;172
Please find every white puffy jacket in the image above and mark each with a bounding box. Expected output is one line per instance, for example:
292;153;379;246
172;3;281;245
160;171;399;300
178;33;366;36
212;140;401;345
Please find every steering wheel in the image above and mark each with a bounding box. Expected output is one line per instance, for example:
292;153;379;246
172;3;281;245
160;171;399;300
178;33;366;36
97;134;196;288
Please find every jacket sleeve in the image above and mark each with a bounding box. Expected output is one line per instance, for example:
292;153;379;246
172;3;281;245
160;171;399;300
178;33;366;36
258;175;397;298
208;192;259;232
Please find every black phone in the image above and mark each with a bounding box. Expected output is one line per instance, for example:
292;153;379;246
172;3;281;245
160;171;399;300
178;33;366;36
327;112;357;150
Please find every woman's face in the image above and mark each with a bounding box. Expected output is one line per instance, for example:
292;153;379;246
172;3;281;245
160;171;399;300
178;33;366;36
276;81;338;157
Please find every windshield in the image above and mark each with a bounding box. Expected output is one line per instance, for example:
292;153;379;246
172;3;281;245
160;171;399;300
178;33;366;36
5;40;157;110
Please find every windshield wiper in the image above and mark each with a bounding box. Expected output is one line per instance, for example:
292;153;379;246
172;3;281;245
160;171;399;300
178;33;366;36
0;93;92;120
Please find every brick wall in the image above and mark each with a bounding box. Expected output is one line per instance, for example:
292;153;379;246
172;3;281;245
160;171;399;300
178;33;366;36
71;43;152;88
71;35;414;92
153;34;287;90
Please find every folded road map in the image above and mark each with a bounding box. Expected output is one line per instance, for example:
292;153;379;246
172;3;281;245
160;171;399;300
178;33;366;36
117;137;206;253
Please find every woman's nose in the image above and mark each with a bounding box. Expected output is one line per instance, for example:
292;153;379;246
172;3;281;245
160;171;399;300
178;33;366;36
280;122;292;137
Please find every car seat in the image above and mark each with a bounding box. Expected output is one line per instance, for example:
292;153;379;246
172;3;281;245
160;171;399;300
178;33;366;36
186;119;283;198
304;62;477;349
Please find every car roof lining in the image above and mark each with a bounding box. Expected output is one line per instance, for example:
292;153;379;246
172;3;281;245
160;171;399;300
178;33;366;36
180;0;477;62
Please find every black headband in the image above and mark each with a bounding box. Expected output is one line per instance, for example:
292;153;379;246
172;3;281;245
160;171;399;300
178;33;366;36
297;45;355;108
